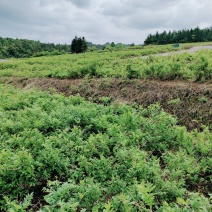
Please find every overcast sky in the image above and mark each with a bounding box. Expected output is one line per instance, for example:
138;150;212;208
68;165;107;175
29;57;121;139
0;0;211;44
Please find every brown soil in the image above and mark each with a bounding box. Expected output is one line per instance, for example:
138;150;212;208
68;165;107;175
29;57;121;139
1;77;212;131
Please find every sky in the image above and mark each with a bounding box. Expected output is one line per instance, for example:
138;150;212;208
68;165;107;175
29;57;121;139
0;0;211;45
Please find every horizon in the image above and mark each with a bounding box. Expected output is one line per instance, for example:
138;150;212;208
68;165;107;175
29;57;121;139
1;25;211;46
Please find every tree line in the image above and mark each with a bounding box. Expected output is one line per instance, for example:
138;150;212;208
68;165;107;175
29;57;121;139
0;37;71;58
0;36;90;58
0;35;131;58
144;27;212;45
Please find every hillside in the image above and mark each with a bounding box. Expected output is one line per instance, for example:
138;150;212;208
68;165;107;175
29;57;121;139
0;43;211;211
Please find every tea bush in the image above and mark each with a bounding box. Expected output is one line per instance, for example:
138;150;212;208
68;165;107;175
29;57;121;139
0;85;211;211
0;44;211;81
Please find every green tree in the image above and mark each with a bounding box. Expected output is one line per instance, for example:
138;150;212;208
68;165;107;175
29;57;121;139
81;36;88;52
71;36;88;53
111;42;115;48
7;44;17;57
144;26;212;45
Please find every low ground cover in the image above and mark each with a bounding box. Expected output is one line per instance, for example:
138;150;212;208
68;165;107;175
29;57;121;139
0;85;211;211
0;43;211;82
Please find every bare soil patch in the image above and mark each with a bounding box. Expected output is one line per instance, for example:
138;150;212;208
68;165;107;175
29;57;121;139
0;59;11;62
1;77;211;131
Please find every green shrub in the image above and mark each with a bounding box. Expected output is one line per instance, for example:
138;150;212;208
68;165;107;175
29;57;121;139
0;85;211;210
126;64;140;79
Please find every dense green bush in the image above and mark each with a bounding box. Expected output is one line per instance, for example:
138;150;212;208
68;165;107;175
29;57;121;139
0;85;211;211
126;64;141;79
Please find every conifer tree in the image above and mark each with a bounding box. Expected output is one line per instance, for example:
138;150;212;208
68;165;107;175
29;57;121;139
144;27;212;45
71;36;88;53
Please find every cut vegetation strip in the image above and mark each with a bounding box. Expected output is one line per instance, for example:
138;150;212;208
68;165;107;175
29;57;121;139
1;77;212;131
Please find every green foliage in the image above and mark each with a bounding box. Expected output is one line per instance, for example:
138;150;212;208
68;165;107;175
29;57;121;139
126;64;140;79
168;98;181;105
5;193;33;212
98;96;113;105
0;43;211;81
0;36;70;58
0;149;35;199
71;36;88;54
159;192;212;212
198;96;208;103
144;26;212;45
40;179;102;211
111;42;115;48
0;85;211;211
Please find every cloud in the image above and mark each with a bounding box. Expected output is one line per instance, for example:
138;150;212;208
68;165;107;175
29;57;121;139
67;0;92;8
0;0;211;44
99;0;212;34
99;0;183;17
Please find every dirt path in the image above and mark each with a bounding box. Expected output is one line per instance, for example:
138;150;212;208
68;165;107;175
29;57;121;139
0;59;11;62
141;45;212;58
1;46;211;62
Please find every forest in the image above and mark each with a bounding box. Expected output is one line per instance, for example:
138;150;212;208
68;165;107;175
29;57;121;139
0;37;70;58
144;27;212;45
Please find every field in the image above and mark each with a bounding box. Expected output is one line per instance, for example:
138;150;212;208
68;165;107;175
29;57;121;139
0;43;211;81
0;43;212;211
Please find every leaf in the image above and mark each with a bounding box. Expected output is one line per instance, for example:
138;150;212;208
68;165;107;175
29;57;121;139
92;205;99;212
177;197;187;205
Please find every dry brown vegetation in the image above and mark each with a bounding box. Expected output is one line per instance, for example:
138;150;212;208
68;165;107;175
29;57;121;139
2;77;211;131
